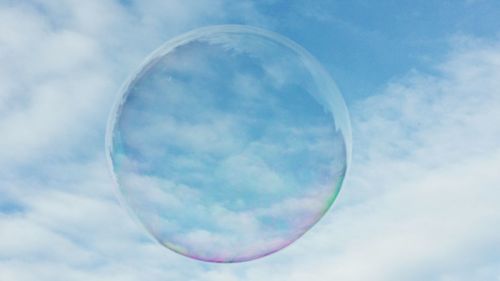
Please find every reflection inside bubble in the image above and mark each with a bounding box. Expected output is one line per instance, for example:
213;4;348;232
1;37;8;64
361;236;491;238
107;25;350;263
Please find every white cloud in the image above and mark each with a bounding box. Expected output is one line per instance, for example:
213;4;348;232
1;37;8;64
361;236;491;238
1;1;500;280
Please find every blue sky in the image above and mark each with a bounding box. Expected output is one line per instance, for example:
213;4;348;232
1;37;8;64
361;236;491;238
1;0;500;280
252;0;500;100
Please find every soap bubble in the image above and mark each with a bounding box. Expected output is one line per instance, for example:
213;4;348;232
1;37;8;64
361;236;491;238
106;25;351;263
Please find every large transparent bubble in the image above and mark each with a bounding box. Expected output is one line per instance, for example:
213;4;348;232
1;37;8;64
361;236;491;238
106;25;351;263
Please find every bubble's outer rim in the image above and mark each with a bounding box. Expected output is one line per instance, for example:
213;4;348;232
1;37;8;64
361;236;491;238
104;24;352;264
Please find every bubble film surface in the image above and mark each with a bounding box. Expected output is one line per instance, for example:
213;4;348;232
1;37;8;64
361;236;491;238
106;25;351;263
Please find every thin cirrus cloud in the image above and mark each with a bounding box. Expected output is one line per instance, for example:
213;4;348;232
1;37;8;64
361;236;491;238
1;0;500;280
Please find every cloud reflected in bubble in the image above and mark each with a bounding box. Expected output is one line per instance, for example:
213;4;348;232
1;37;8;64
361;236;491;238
106;25;350;263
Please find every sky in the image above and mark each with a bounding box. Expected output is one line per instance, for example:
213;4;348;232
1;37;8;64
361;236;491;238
1;0;500;280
